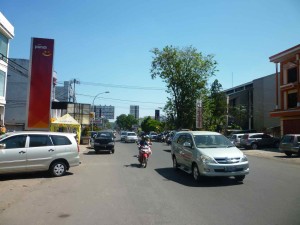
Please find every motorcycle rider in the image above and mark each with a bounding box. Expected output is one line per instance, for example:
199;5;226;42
138;135;152;160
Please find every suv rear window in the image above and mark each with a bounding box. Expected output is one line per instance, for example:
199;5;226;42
29;135;53;147
51;135;72;145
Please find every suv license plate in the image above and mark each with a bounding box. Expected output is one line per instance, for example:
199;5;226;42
225;166;236;172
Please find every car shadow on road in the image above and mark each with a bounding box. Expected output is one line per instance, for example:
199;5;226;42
155;168;243;187
83;151;111;155
163;149;171;153
0;171;74;181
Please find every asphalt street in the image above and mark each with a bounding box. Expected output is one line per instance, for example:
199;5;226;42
0;139;300;225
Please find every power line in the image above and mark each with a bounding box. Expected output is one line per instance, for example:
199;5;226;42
76;93;165;104
69;81;165;91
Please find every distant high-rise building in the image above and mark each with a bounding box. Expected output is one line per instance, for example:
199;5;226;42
130;105;139;119
94;105;115;119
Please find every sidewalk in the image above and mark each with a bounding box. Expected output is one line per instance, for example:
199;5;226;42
242;149;300;165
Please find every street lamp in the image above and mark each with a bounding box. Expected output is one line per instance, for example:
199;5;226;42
91;91;109;131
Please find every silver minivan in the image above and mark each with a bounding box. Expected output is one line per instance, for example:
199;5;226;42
0;131;80;177
171;131;249;182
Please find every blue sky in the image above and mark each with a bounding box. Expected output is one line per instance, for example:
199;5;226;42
1;0;300;120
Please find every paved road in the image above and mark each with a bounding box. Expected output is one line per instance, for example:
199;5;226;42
0;139;300;225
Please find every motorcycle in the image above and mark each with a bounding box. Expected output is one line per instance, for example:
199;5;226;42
137;143;152;168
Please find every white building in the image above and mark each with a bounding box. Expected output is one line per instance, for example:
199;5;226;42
0;12;14;126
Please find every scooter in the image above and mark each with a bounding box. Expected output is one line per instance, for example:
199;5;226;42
137;144;152;168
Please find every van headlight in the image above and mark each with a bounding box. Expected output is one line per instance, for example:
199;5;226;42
200;155;215;164
241;155;248;162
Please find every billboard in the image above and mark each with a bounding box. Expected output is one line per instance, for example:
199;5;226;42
26;38;54;130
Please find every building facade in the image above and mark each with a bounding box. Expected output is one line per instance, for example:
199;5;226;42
130;105;139;119
225;73;280;134
269;44;300;135
0;12;14;126
55;81;74;102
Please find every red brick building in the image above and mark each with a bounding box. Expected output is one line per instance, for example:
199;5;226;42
269;44;300;135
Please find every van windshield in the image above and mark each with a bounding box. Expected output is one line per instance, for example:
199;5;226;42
193;135;234;148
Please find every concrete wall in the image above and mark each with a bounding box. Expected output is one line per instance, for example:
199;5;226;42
253;74;280;131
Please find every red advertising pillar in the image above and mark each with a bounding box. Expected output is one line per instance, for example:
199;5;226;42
26;38;54;130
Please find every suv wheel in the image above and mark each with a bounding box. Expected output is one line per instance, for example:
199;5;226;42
192;164;200;181
251;143;258;150
285;151;292;157
235;175;245;182
50;161;67;177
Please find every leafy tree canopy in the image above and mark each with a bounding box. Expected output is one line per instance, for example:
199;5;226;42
116;114;138;130
150;45;217;129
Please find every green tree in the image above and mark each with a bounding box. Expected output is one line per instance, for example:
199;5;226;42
202;79;227;131
150;46;217;129
228;104;248;129
116;114;138;130
141;116;162;133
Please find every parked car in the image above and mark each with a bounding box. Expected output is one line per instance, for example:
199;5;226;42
124;132;138;143
149;132;158;141
279;134;300;157
120;131;127;142
229;133;245;147
240;133;280;149
94;131;115;154
171;131;249;182
0;131;80;177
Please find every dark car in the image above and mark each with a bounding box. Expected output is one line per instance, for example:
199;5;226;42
156;133;166;142
94;131;115;154
279;134;300;157
240;133;280;149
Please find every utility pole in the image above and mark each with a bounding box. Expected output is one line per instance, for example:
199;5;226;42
71;79;80;121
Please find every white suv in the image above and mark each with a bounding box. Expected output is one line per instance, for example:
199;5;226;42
0;131;80;177
171;131;249;182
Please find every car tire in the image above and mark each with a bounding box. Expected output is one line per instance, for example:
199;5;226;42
251;143;258;150
192;164;201;181
235;175;245;182
285;151;292;157
172;156;179;170
274;142;280;148
111;149;115;154
50;161;67;177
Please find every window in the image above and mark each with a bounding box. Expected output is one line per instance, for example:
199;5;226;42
262;134;271;139
251;135;262;139
0;33;8;60
0;135;27;149
29;135;52;147
287;67;297;83
177;135;186;145
287;92;297;108
0;70;5;97
51;135;72;145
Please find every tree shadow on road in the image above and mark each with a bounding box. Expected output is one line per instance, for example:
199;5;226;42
155;168;243;187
